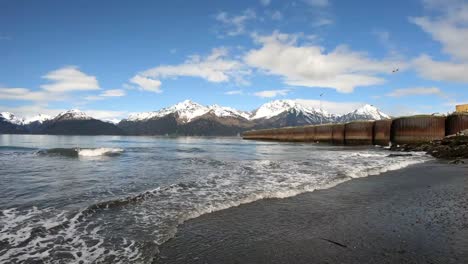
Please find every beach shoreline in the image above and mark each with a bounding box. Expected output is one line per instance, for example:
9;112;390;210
155;161;468;264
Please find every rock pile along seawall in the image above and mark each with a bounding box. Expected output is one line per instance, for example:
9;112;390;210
242;114;468;146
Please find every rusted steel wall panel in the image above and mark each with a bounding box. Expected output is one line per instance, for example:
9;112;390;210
345;121;374;145
332;124;345;145
242;129;273;140
276;127;290;141
391;116;446;144
446;114;468;135
289;126;306;141
373;119;392;146
315;124;333;142
303;125;316;142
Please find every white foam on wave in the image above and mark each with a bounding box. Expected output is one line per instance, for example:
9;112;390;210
1;147;432;263
118;150;432;247
77;148;124;157
0;207;142;263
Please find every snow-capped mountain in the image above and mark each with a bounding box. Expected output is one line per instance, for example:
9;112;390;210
127;100;208;123
1;100;390;136
126;100;250;123
0;112;25;125
53;109;92;121
23;114;51;124
208;104;251;120
251;99;333;120
338;104;390;123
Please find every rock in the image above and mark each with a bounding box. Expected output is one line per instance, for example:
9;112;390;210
388;135;468;160
388;154;413;157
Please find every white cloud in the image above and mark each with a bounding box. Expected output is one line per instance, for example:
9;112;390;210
410;0;468;83
254;89;290;98
295;99;364;115
0;104;65;119
41;66;100;92
216;9;256;36
260;0;271;6
412;55;468;82
84;89;126;100
130;75;162;93
225;90;243;95
83;109;128;122
1;66;122;105
0;104;128;122
303;0;329;7
386;87;443;97
100;89;126;97
135;48;248;90
0;88;53;101
410;16;468;61
245;32;399;93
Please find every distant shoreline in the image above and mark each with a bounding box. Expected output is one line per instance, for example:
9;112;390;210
156;161;468;264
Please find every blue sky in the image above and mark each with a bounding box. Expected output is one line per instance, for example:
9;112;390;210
1;0;467;120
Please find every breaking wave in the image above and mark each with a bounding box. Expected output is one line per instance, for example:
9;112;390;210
0;139;432;263
37;147;124;158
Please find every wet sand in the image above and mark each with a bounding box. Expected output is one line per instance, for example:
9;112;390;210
155;161;468;264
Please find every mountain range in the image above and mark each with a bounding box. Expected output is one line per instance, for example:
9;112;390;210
0;100;390;136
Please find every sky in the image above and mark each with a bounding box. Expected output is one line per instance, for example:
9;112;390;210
1;0;467;120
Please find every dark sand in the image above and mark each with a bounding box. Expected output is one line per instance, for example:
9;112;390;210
155;161;468;264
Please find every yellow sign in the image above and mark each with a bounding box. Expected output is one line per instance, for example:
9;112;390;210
456;104;468;113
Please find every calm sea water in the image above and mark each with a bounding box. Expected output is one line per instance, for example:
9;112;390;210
0;135;430;263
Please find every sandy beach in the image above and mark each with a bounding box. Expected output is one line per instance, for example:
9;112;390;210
156;161;468;264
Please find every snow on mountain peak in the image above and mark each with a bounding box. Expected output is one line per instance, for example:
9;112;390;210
127;100;251;122
55;109;92;121
339;104;390;122
208;104;251;119
23;114;51;124
0;112;24;125
124;99;389;124
353;104;390;119
252;99;326;120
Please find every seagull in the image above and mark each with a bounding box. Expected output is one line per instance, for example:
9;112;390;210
392;68;399;73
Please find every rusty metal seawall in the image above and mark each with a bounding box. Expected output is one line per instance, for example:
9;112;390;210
242;113;467;145
315;124;333;143
332;124;345;145
344;121;374;145
446;113;468;135
373;119;392;146
391;116;446;144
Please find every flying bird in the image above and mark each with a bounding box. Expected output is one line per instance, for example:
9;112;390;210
392;68;399;73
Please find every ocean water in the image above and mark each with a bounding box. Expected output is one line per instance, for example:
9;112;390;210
0;135;431;263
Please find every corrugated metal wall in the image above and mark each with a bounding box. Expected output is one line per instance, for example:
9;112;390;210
332;124;345;145
373;119;392;146
391;116;446;144
290;126;306;141
242;114;462;145
315;124;333;142
345;121;374;145
446;114;468;135
304;125;316;142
